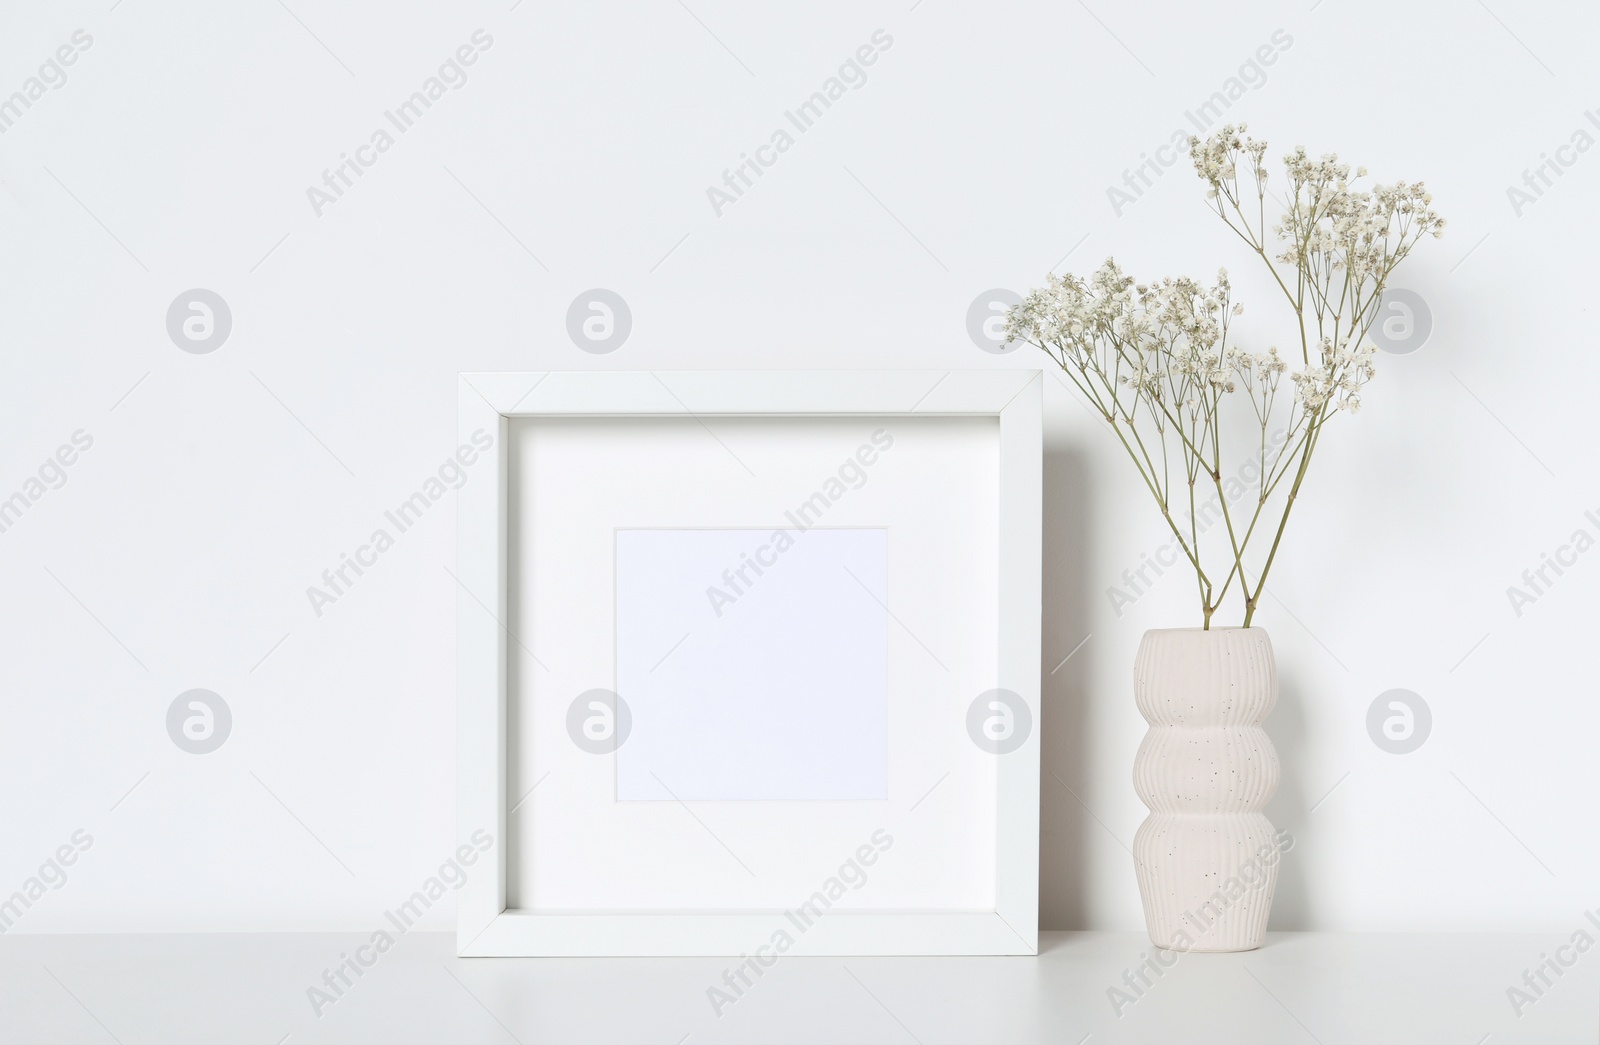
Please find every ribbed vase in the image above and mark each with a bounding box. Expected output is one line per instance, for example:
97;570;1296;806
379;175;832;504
1131;627;1280;952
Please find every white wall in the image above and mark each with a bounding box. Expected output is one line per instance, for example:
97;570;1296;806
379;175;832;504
0;0;1592;933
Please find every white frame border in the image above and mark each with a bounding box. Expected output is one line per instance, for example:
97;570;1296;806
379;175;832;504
457;370;1042;956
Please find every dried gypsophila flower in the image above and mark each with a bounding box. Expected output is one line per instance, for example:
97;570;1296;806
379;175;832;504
1006;126;1443;628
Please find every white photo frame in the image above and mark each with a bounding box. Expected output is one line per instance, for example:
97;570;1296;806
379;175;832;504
457;370;1041;956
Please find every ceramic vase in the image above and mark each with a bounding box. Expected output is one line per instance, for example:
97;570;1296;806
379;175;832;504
1131;627;1282;952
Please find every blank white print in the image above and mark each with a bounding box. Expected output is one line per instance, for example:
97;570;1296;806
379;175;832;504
615;527;888;801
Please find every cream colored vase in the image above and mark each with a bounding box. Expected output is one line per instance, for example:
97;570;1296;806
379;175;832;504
1132;627;1281;952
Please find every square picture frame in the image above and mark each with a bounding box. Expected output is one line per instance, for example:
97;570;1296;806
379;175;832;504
456;370;1042;956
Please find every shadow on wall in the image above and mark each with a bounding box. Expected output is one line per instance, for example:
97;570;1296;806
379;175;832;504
1039;441;1093;930
1263;669;1312;929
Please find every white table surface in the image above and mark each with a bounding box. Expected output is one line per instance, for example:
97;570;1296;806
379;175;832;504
0;930;1590;1044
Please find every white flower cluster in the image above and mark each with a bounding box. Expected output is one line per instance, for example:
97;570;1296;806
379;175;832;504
1270;145;1445;285
1007;258;1295;423
1011;126;1443;426
1190;126;1269;195
1290;337;1378;413
1003;125;1444;626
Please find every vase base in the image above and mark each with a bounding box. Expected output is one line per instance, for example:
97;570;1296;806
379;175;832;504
1148;933;1264;954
